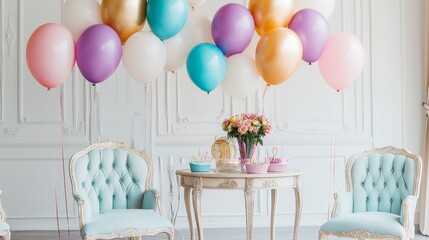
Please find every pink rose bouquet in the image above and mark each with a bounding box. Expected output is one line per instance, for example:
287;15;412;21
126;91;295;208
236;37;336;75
222;113;271;161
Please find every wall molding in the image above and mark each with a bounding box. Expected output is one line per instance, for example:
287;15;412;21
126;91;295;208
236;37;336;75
6;14;14;58
18;0;65;124
0;0;424;232
0;0;3;123
2;127;21;136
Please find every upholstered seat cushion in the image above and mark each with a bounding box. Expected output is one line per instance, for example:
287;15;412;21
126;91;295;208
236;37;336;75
320;212;406;237
82;209;172;237
0;220;8;232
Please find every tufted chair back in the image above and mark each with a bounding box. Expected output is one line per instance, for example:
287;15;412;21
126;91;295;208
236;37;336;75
346;146;421;215
70;142;153;223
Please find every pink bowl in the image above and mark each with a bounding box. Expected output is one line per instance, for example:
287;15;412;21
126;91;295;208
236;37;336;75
268;163;288;172
245;163;269;174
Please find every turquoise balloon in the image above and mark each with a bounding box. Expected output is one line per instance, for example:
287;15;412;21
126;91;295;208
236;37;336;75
186;43;227;93
147;0;188;40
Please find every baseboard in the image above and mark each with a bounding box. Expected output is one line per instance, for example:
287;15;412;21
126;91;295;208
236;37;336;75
8;218;80;231
7;214;326;231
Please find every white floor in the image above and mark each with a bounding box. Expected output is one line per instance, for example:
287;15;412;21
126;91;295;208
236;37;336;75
12;227;429;240
176;227;429;240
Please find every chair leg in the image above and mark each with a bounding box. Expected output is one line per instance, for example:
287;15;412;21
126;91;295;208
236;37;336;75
318;232;326;240
167;230;175;240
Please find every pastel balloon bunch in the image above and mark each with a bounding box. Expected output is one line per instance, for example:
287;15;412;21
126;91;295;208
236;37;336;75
185;0;365;97
250;0;327;86
26;0;189;89
186;3;262;97
249;0;365;91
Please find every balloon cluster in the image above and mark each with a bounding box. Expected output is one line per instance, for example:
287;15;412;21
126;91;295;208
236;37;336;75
186;3;260;95
26;0;364;95
26;0;188;89
185;0;365;95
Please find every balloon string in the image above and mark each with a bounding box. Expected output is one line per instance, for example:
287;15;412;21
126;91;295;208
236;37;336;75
145;83;147;112
333;136;336;194
333;92;339;196
328;92;339;221
328;131;337;220
52;150;61;240
328;133;333;221
262;84;270;100
59;91;70;235
89;85;100;143
89;85;94;143
95;85;100;142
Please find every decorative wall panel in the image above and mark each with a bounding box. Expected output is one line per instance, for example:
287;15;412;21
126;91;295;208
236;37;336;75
0;0;3;123
0;0;425;231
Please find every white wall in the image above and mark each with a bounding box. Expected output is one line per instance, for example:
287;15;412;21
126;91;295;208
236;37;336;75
0;0;425;231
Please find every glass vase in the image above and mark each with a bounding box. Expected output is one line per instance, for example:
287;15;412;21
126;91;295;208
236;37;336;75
237;140;257;172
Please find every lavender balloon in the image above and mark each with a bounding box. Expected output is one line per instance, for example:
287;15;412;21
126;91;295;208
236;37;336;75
76;24;122;84
211;3;254;57
289;9;330;64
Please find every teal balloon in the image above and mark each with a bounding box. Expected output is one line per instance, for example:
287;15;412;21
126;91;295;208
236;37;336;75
186;43;227;93
147;0;188;40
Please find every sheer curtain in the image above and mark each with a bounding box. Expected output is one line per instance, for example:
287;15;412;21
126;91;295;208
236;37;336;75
420;1;429;236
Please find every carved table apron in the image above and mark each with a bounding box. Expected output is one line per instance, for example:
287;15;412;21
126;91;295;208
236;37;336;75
176;169;303;240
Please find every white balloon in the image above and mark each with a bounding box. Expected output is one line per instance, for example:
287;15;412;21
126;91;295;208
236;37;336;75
62;0;101;41
188;0;206;7
294;0;336;19
221;54;262;98
123;32;166;84
164;12;212;71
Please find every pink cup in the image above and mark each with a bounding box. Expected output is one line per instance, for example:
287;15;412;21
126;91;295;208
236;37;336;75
245;163;269;174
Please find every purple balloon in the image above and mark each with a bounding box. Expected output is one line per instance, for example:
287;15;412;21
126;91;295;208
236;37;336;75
211;3;254;57
289;9;330;64
76;24;122;84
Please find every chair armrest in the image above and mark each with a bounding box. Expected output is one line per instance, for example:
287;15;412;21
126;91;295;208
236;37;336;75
400;195;417;238
143;189;164;216
331;191;353;218
73;194;92;229
0;190;6;221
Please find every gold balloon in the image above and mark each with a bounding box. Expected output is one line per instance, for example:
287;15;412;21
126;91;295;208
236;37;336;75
101;0;147;44
255;28;303;85
249;0;294;36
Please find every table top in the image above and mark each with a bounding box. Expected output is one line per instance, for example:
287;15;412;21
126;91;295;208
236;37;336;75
176;169;303;179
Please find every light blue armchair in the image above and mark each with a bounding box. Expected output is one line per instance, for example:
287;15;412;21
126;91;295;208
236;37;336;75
0;191;10;240
69;141;174;240
319;146;422;240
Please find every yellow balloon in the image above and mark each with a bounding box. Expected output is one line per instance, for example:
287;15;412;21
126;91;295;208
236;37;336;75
101;0;147;44
249;0;294;36
255;28;303;85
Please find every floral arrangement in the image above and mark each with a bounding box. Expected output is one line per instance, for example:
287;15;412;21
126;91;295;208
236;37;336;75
222;113;272;161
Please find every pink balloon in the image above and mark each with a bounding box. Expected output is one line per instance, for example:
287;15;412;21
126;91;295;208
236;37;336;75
318;32;364;91
26;23;75;89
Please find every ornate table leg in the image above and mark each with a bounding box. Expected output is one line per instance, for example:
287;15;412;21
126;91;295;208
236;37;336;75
270;189;278;240
293;183;302;240
184;186;194;240
192;177;204;240
244;179;255;240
